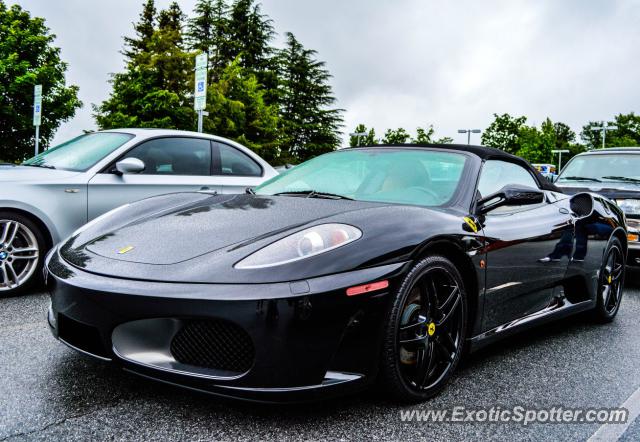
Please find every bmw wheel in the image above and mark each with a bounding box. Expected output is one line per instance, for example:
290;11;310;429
380;255;468;402
0;212;46;295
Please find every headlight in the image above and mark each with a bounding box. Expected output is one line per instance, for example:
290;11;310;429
235;223;362;269
616;199;640;216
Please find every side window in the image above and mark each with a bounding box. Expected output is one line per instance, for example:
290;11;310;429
215;143;262;177
123;137;211;176
477;160;539;197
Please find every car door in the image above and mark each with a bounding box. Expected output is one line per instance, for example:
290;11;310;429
478;160;574;331
212;141;268;193
87;136;221;220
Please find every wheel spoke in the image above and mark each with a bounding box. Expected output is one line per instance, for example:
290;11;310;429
5;263;18;287
4;222;19;246
602;284;612;308
434;337;454;363
414;342;432;386
436;290;461;327
400;336;427;346
400;315;427;332
12;247;39;260
440;331;457;354
421;276;438;313
612;263;624;280
1;265;9;287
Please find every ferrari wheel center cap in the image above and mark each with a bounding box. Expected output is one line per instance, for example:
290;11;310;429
427;322;436;337
607;275;612;284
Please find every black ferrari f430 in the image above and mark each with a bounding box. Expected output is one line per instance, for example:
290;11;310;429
46;144;627;402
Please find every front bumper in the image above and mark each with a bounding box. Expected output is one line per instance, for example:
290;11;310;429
627;218;640;266
46;249;406;402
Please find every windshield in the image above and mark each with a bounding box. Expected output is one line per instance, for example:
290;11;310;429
22;132;134;172
255;149;469;207
557;153;640;184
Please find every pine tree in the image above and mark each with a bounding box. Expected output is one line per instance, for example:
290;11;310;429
277;32;343;162
225;0;279;104
226;0;273;71
187;0;230;81
123;0;156;62
94;1;194;130
204;58;280;161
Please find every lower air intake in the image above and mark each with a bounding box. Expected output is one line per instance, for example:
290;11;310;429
170;320;254;375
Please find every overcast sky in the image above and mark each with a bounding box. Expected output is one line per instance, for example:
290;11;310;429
13;0;640;146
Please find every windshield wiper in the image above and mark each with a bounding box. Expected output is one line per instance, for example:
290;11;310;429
602;176;640;183
560;176;601;182
21;163;56;170
273;190;353;200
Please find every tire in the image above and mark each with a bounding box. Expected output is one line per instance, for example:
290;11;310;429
379;255;468;402
0;211;47;296
591;238;625;323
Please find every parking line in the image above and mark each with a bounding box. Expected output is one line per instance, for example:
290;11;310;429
588;385;640;441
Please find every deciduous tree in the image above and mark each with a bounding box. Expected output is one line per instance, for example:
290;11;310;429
0;2;81;162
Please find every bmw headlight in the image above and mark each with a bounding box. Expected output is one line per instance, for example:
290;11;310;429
235;223;362;269
616;199;640;216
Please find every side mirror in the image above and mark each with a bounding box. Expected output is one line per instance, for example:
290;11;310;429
477;185;545;214
115;157;145;175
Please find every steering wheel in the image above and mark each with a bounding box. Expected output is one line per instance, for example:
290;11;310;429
406;186;440;202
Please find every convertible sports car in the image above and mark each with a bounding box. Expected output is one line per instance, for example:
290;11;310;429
46;145;627;403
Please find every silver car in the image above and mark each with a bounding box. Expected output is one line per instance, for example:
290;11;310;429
0;129;277;294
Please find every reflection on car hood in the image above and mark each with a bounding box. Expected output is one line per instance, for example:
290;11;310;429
76;194;386;265
58;192;461;284
0;164;81;182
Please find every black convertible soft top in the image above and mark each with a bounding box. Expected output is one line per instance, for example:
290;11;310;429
358;143;561;192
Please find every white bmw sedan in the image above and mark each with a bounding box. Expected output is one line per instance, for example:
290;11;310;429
0;129;277;294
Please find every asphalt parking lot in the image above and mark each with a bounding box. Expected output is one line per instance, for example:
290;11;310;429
1;272;640;441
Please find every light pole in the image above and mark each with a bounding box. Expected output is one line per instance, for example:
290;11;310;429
458;129;481;145
551;149;570;173
349;132;368;147
590;122;617;149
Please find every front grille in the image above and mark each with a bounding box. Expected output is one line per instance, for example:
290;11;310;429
170;320;254;374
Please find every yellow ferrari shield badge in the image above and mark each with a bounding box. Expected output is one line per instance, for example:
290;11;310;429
117;245;135;255
463;216;479;233
428;322;436;337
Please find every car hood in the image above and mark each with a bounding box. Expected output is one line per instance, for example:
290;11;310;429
57;192;462;284
556;182;640;199
0;164;81;182
81;194;383;265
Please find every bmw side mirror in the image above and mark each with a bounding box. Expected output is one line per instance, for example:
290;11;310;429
477;185;545;214
115;157;145;175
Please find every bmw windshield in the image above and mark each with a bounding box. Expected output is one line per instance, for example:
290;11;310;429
255;149;469;207
558;153;640;185
22;132;134;172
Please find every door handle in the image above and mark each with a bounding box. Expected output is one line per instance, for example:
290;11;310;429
199;186;217;194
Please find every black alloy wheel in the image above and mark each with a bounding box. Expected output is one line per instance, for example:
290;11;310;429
592;238;625;322
380;255;467;402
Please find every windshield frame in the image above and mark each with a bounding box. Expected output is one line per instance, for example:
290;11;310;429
255;147;479;210
557;152;640;185
21;132;135;172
